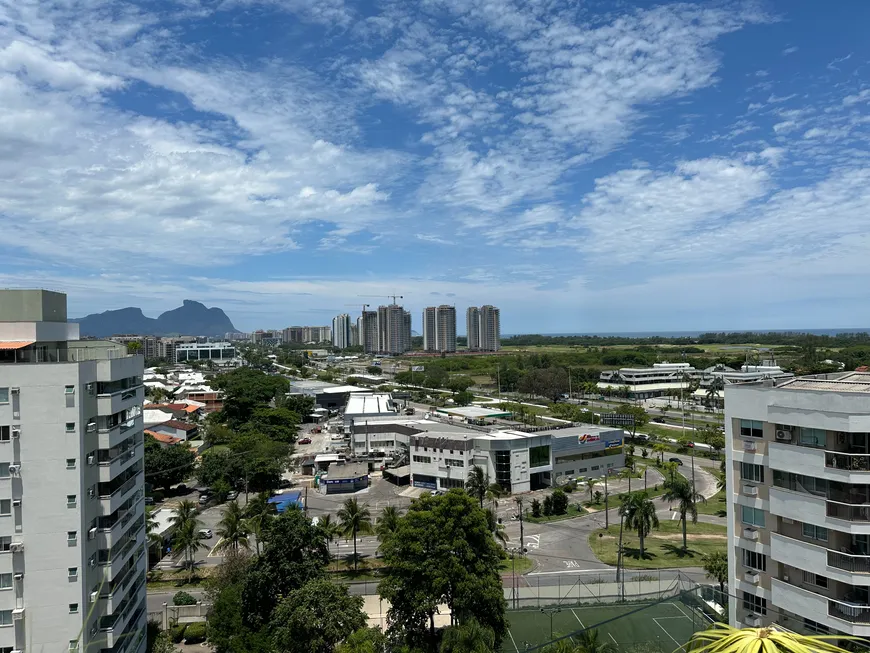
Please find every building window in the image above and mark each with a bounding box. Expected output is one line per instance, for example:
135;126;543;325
741;506;765;528
445;459;464;467
0;646;12;653
0;427;8;443
740;420;764;438
742;549;766;571
0;574;11;590
68;567;78;579
0;389;7;404
412;456;431;464
803;571;828;588
0;537;10;552
579;467;588;473
67;495;77;508
803;618;830;634
802;523;828;542
591;465;600;471
773;471;827;496
0;500;10;516
740;463;764;483
0;464;8;479
69;643;79;652
742;591;767;615
0;610;11;626
564;470;574;476
66;458;76;469
69;603;79;614
67;531;77;544
799;428;826;448
529;445;550;467
65;422;76;433
65;386;75;395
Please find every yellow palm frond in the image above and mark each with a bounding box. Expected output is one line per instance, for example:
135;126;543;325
687;623;856;653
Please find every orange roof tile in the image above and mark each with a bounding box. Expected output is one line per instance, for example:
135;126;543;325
149;432;182;445
0;341;34;350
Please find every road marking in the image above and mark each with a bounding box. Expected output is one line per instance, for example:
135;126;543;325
669;601;692;620
525;534;541;550
571;610;584;627
507;627;520;653
653;618;682;648
609;632;619;647
528;569;610;576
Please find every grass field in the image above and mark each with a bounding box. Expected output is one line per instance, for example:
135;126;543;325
502;599;709;652
524;504;587;524
499;556;534;574
589;521;727;569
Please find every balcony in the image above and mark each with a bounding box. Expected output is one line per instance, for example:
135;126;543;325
100;598;145;649
100;533;145;580
97;386;144;417
99;471;144;514
98;444;142;483
830;597;870;624
98;499;143;549
99;416;143;449
101;549;146;613
827;501;870;522
829;550;870;574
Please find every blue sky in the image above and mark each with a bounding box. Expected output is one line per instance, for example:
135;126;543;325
1;1;869;334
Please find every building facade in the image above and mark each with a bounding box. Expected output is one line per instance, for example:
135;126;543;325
466;307;480;351
0;290;147;653
175;342;238;365
332;314;352;350
436;306;457;353
725;373;870;636
422;308;437;353
358;312;379;354
282;327;305;344
377;305;410;355
479;305;500;352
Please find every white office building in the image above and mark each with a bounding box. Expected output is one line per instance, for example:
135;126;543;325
466;307;480;351
332;314;352;350
174;341;239;365
479;305;500;352
726;372;870;636
598;362;698;399
0;290;147;653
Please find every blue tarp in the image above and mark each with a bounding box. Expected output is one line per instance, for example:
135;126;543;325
268;491;303;512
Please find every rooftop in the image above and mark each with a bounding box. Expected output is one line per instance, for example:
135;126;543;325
325;462;369;480
778;372;870;393
436;405;512;419
345;393;396;415
318;385;370;394
154;420;198;432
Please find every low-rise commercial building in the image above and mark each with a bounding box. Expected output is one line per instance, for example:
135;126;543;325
319;463;369;494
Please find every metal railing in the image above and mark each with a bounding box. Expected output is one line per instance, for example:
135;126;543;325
827;550;870;574
830;597;870;623
99;473;141;500
826;451;870;471
826;500;870;522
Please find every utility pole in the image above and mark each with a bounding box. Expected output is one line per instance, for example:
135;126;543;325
616;512;625;601
604;473;609;528
516;497;525;555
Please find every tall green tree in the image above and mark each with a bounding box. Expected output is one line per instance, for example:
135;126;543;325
619;492;659;559
215;501;250;552
318;513;341;559
230;431;290;493
211;367;290;426
270;579;367;653
249;406;301;444
702;550;728;596
241;509;331;628
337;498;374;571
585;478;598;502
244;492;276;555
145;436;196;492
465;465;488;509
610;404;648;439
662;477;705;552
379;491;507;651
170;501;206;581
335;627;388;653
439;618;496;653
375;506;401;543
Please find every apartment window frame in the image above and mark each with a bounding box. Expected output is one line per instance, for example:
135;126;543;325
0;537;10;553
741;505;765;528
65;422;76;433
0;389;8;405
0;646;13;653
803;523;828;542
67;531;77;545
0;464;8;480
803;618;830;634
0;574;11;590
799;427;827;448
742;591;767;615
803;570;829;588
68;567;78;580
66;458;76;469
69;603;79;614
64;385;76;395
412;456;432;464
0;500;10;516
0;427;8;443
742;549;767;572
67;495;77;509
740;420;764;438
0;610;11;627
741;462;765;483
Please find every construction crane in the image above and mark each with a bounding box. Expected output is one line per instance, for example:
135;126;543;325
359;294;405;304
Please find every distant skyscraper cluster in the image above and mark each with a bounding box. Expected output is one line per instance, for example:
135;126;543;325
467;305;500;352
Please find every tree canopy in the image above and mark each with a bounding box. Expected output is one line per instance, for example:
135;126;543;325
211;367;290;426
144;435;196;491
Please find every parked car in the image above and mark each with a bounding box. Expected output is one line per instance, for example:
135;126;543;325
652;417;665;423
668;457;684;466
198;495;211;505
226;490;238;500
297;437;312;445
144;497;155;506
198;529;213;539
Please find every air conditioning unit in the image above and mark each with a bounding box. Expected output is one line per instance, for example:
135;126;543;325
743;484;758;496
87;455;95;466
89;591;98;603
86;423;96;433
743;527;759;541
8;465;20;475
12;607;24;620
88;488;95;499
783;517;793;524
128;450;136;459
13;573;23;581
88;557;96;568
743;440;757;452
745;614;762;627
775;429;792;442
11;428;20;439
10;388;19;395
88;527;97;540
745;571;760;584
10;543;23;552
12;499;21;507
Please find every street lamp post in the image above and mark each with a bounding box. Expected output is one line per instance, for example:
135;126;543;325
541;607;562;639
604;473;609;529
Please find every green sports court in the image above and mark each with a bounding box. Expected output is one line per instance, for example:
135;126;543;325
502;596;713;652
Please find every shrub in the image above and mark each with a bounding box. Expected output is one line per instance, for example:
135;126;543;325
551;489;569;515
183;622;207;644
169;624;187;643
173;590;198;606
530;498;541;518
542;495;553;516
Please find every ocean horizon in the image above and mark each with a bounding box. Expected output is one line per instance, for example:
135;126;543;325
503;328;870;338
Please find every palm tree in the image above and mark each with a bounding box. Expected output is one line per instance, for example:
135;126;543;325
215;501;249;552
244;492;275;555
438;618;495;653
619;492;659;559
662;478;705;551
375;506;401;543
485;508;509;548
653;443;667;465
486;482;504;512
687;623;854;653
575;628;616;653
318;513;341;560
702;550;728;597
170;501;205;581
706;377;725;414
337;498;373;571
145;506;161;547
585;478;598;503
466;465;488;509
717;459;727;491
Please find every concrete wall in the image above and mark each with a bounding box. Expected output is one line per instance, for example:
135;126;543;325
0;290;67;323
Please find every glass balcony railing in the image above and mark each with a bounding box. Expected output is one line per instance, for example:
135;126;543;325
826;452;870;472
827;501;870;522
828;550;870;574
830;597;870;623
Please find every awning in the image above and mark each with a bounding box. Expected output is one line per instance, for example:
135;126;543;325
0;341;33;350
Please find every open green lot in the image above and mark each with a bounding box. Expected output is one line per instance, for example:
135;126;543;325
589;521;727;569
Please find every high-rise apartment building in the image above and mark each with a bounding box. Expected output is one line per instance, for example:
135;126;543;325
350;324;359;347
422;307;437;352
466;307;480;351
435;306;456;353
358;312;378;354
726;372;870;636
0;290;147;653
377;305;410;355
332;314;352;349
479;305;500;352
283;326;305;343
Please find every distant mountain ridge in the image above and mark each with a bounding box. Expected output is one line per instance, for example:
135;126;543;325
73;300;238;337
